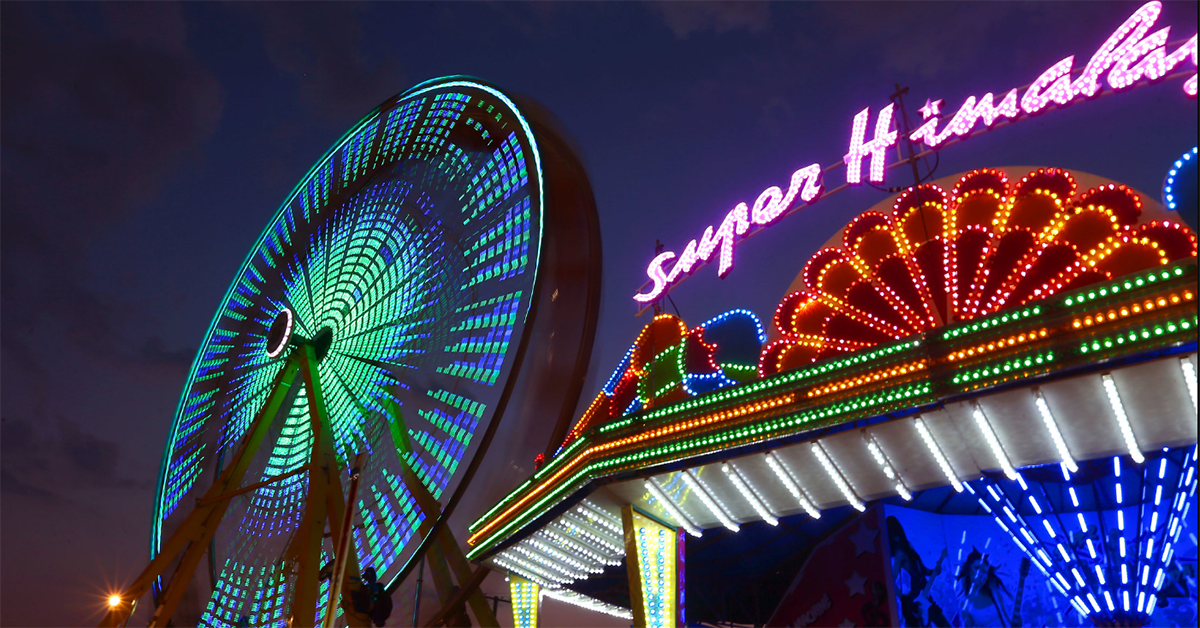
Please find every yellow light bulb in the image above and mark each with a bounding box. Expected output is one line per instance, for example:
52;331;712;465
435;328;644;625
107;595;122;609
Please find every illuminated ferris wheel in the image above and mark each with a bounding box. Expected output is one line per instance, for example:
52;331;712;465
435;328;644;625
102;76;600;628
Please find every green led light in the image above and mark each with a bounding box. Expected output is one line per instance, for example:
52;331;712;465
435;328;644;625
1079;315;1198;354
952;351;1056;385
1061;261;1195;309
941;306;1041;340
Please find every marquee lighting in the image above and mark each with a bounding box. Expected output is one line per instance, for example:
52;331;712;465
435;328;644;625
541;588;633;621
644;479;702;538
1034;389;1078;472
1102;374;1144;463
497;551;571;586
722;463;779;525
494;556;555;589
541;528;621;567
510;543;585;581
812;442;866;511
525;537;600;575
912;90;1020;147
556;517;623;556
575;505;622;537
764;452;821;518
563;511;623;551
1181;358;1198;411
863;432;912;501
634;1;1196;305
468;260;1197;556
264;308;294;358
973;403;1018;480
914;417;963;493
681;470;740;532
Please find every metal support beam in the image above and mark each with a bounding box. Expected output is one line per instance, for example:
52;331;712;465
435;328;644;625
382;398;499;627
196;464;310;506
102;345;372;628
99;356;304;628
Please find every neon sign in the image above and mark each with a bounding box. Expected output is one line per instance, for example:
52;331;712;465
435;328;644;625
634;1;1197;305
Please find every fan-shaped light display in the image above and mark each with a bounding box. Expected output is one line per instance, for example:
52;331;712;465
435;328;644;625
761;168;1198;376
153;77;552;626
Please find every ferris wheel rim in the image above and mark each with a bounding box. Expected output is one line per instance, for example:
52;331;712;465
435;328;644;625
148;75;554;601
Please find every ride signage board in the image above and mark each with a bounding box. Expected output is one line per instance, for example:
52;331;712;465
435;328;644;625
634;1;1198;305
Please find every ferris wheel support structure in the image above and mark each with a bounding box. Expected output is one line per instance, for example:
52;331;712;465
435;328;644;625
100;345;368;628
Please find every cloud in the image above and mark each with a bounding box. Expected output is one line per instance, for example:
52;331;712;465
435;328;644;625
248;3;405;122
650;1;772;39
0;2;223;366
0;415;144;500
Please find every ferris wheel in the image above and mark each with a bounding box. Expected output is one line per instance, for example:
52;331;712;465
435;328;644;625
102;76;601;628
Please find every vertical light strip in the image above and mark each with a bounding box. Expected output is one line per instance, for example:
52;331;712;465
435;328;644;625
1181;358;1197;412
722;463;779;525
681;470;740;531
764;452;821;518
1034;389;1078;472
863;432;913;500
973;403;1018;479
914;417;963;492
508;576;541;628
644;479;702;537
1102;374;1144;464
812;442;866;511
625;508;679;628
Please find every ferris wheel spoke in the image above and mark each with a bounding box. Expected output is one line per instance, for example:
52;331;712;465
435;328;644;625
338;256;443;333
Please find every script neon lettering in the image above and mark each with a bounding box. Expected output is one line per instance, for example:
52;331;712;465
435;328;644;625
633;252;677;303
633;165;823;303
843;104;897;185
913;90;1019;147
1072;1;1162;97
635;1;1196;305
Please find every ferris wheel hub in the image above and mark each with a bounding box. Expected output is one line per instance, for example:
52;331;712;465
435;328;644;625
265;308;294;358
309;327;334;362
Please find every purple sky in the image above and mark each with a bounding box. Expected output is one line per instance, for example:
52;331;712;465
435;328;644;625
2;2;1196;626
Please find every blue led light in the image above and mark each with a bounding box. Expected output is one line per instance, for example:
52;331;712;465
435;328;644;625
970;445;1197;624
1162;146;1198;219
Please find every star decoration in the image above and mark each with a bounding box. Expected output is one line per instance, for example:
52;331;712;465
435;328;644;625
837;618;857;628
919;98;943;119
849;523;878;556
844;570;868;597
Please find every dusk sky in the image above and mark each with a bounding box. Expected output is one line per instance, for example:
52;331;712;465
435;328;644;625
2;2;1196;626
